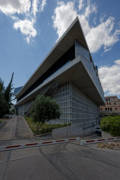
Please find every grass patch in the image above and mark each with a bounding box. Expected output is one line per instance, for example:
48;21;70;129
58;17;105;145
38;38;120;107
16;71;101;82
25;117;71;135
100;115;120;136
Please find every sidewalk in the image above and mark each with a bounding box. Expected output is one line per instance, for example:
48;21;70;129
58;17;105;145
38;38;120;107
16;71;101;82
16;116;33;139
0;118;17;141
102;131;113;138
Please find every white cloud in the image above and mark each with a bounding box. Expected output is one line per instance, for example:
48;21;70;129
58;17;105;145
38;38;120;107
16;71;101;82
84;1;97;18
32;0;39;16
0;0;31;15
79;0;84;10
52;1;77;38
86;17;120;53
40;0;46;12
0;0;47;43
98;60;120;96
52;0;120;53
52;0;97;38
14;19;37;43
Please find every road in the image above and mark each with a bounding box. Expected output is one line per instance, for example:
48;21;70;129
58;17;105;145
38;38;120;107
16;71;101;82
0;116;120;180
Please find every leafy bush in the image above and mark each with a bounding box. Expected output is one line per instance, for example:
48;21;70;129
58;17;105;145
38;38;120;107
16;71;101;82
100;116;120;136
25;116;71;135
31;95;60;123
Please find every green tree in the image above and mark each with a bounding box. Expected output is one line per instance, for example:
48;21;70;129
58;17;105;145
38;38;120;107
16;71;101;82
0;93;8;117
0;79;5;93
0;73;14;117
31;95;60;123
4;73;14;110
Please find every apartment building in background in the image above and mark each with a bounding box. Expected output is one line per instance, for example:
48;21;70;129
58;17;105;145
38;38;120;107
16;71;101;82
100;96;120;115
15;18;105;136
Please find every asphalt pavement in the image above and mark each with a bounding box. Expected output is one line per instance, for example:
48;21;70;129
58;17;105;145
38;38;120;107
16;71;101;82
0;116;120;180
0;142;120;180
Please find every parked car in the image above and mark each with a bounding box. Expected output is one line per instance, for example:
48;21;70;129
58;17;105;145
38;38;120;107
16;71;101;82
95;126;102;136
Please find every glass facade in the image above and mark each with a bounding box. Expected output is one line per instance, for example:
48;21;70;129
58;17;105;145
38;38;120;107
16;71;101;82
52;82;99;129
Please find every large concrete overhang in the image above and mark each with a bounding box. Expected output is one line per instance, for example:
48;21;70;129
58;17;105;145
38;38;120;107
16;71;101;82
16;56;105;106
16;17;91;99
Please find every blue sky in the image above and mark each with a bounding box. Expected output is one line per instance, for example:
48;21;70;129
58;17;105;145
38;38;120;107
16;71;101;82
0;0;120;96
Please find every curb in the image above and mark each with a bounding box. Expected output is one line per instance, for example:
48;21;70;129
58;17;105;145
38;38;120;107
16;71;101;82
0;137;119;152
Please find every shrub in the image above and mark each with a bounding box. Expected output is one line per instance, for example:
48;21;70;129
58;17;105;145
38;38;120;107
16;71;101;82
31;95;60;123
100;116;120;136
25;116;71;135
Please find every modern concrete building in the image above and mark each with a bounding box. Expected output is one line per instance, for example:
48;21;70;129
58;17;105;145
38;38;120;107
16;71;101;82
100;96;120;115
16;18;105;136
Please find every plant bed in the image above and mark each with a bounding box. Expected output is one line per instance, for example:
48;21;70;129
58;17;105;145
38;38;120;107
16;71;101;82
100;115;120;136
25;117;71;135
